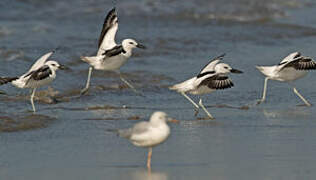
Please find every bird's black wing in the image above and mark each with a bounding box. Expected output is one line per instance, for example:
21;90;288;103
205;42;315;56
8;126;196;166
25;65;52;84
198;53;225;75
281;57;316;70
0;77;18;85
102;45;126;57
199;75;234;90
98;8;118;48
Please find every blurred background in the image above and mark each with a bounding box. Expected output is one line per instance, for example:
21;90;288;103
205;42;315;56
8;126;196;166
1;0;316;179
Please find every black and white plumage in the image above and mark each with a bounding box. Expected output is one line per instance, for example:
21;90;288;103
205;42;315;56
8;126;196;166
256;52;316;106
169;54;243;119
80;8;146;95
0;51;67;112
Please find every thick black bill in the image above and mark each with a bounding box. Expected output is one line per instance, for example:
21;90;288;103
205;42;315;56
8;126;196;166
230;69;243;73
59;64;70;70
136;44;146;49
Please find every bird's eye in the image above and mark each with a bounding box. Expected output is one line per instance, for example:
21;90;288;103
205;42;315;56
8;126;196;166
224;67;228;69
129;42;134;44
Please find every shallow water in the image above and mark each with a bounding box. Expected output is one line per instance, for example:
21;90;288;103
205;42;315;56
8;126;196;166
1;0;316;179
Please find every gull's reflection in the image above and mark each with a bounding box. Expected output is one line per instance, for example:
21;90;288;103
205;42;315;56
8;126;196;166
130;169;168;180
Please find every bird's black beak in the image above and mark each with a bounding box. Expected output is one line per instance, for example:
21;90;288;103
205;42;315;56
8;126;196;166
230;69;243;73
59;64;70;70
136;43;146;49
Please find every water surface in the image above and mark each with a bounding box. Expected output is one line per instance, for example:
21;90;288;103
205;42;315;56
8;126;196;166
1;0;316;179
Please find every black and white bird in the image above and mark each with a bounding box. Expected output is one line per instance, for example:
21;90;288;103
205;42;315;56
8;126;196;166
256;52;316;106
116;111;177;169
80;8;146;95
0;51;67;112
169;54;243;119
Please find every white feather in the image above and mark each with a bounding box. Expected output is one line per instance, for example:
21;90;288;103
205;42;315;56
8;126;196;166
97;21;118;56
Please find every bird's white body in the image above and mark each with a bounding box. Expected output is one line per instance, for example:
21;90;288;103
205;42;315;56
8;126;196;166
119;111;170;148
12;74;55;89
169;77;215;95
256;65;307;82
130;121;170;148
81;47;132;71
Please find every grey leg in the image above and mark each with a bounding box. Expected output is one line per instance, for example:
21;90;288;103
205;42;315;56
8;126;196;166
199;98;214;119
81;67;93;95
181;92;200;116
30;88;37;113
116;71;143;96
293;87;312;106
257;77;269;105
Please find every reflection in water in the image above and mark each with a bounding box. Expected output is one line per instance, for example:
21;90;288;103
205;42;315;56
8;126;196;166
262;108;311;119
130;169;168;180
0;113;55;132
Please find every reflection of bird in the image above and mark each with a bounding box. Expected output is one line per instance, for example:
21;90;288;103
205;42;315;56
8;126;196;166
116;111;175;169
0;51;67;112
130;169;168;180
256;52;316;106
81;8;146;95
169;54;243;119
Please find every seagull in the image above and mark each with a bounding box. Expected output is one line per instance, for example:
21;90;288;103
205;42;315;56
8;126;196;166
169;54;243;119
80;8;146;95
116;111;177;169
256;52;316;106
0;50;67;112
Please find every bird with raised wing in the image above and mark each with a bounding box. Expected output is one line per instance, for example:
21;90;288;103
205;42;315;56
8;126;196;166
169;54;243;119
116;111;177;169
256;52;316;106
81;8;146;95
0;51;67;112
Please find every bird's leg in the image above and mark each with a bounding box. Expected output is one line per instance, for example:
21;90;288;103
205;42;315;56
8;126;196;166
30;88;37;113
116;71;144;96
198;98;214;119
293;87;312;106
181;92;200;115
257;77;269;105
147;147;153;170
80;67;93;95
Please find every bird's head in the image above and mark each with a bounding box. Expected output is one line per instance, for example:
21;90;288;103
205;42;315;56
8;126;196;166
122;39;146;51
45;61;68;71
215;63;243;74
150;111;179;125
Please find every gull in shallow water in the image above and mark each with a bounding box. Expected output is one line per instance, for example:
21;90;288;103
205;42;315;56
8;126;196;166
116;111;177;169
0;50;67;112
256;52;316;106
80;8;146;95
169;54;243;119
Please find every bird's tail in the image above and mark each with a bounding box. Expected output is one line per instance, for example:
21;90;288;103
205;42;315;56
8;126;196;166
81;56;98;63
0;77;18;85
256;66;276;77
169;77;196;93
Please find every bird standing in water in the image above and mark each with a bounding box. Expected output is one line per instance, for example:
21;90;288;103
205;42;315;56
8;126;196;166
116;111;177;169
81;8;146;95
169;54;243;119
0;51;67;112
256;52;316;106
